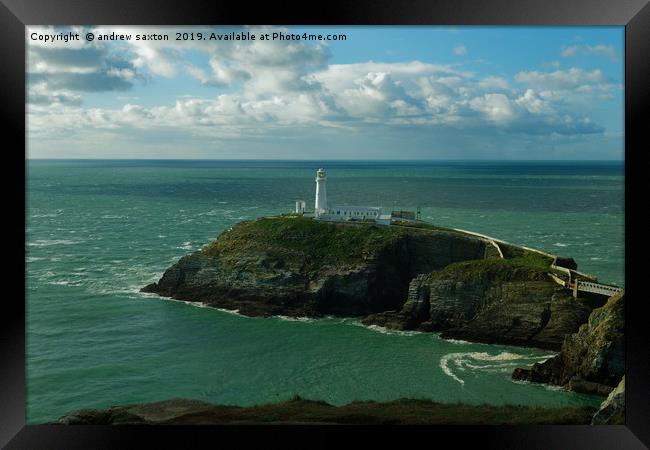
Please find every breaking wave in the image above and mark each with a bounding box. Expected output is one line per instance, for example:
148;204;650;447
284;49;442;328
176;241;193;250
355;322;425;336
28;239;82;247
274;315;316;322
443;338;472;345
440;351;556;386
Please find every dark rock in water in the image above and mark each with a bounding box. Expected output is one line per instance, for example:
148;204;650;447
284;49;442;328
362;259;605;350
142;217;494;318
512;291;624;395
591;376;625;425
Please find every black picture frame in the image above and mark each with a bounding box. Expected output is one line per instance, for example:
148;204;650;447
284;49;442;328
3;0;648;448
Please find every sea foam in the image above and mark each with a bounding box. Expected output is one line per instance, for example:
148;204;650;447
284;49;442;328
439;351;557;386
273;315;315;322
28;239;81;247
355;322;425;336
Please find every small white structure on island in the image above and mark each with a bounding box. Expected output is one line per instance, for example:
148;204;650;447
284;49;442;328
308;168;392;225
293;168;417;225
295;200;306;214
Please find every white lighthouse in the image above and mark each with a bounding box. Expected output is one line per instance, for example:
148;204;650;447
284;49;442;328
294;168;398;225
314;168;327;217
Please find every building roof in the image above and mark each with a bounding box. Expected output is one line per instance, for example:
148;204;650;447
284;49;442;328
330;205;382;210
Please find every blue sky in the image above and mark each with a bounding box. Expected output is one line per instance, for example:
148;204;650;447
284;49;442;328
26;26;624;160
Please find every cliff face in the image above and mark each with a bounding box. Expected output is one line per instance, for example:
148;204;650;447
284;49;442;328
592;376;625;425
512;291;624;396
142;217;491;317
362;259;605;350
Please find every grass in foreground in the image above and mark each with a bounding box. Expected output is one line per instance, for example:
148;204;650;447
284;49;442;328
60;397;598;425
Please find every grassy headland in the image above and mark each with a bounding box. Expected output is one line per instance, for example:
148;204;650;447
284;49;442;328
58;397;598;425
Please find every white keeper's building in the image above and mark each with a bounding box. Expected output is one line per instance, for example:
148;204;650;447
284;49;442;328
294;168;392;225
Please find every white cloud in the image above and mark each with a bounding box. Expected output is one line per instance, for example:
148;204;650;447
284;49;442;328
515;89;553;114
314;61;460;90
185;64;211;84
27;82;82;106
470;93;516;124
27;26;141;98
207;58;251;85
560;44;619;61
478;76;510;91
515;68;610;91
454;45;467;56
131;45;178;77
335;72;423;120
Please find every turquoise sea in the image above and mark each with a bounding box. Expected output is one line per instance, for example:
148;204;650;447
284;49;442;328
26;160;624;423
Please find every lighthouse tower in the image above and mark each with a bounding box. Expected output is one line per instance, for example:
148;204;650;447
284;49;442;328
315;168;327;217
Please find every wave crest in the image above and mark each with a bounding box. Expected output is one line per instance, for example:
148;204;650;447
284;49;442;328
440;351;556;386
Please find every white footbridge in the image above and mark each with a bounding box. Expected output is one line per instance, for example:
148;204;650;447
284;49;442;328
450;227;623;299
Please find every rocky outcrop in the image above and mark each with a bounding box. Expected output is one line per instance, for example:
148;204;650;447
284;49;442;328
362;259;605;350
512;291;624;396
591;376;625;425
142;217;492;317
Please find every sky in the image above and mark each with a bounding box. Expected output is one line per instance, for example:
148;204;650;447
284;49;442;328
26;26;624;160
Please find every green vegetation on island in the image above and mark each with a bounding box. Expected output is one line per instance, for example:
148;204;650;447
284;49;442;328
202;216;410;269
432;254;554;281
202;216;553;271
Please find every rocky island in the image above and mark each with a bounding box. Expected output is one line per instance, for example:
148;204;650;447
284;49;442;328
142;216;607;351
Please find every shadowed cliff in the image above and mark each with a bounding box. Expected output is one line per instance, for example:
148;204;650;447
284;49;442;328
512;291;624;399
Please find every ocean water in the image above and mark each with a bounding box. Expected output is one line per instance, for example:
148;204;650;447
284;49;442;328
26;160;624;423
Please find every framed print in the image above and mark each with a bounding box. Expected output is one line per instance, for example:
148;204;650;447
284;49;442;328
3;0;649;448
